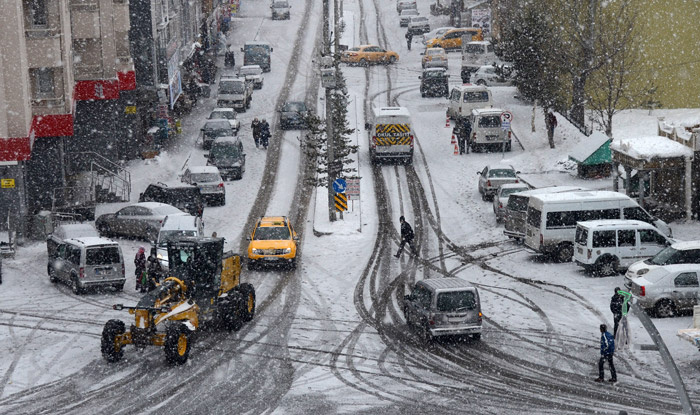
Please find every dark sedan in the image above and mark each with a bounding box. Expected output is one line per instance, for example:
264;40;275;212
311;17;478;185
279;101;310;129
419;68;449;97
95;202;187;241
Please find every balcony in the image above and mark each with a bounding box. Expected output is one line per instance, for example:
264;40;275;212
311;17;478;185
25;29;63;68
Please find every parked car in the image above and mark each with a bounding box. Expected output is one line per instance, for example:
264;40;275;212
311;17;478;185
626;241;700;280
340;45;399;66
271;0;291;19
421;27;455;45
139;181;204;217
446;84;492;119
206;136;246;180
460;40;497;82
156;214;204;271
200;120;235;150
396;0;417;13
217;77;252;112
403;277;482;342
399;9;419;27
574;220;674;277
237;65;264;89
426;28;483;52
477;164;521;201
468;108;512;152
470;64;514;87
279;101;310;129
47;223;99;259
207;108;240;133
625;258;700;317
407;16;430;35
95;202;187;241
419;67;450;98
47;237;125;294
181;166;226;206
492;183;529;222
246;216;299;270
421;47;448;69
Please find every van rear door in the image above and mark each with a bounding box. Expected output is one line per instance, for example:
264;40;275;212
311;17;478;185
85;246;122;282
435;289;480;328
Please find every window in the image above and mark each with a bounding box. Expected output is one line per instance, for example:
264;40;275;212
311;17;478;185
624;207;654;223
618;230;636;247
450;89;460;101
592;230;616;248
679;249;700;264
68;246;82;265
640;229;666;245
32;68;55;99
479;116;501;128
86;247;121;265
507;195;529;212
463;91;490;102
437;291;476;312
118;206;139;216
414;286;432;309
28;0;48;26
546;211;578;229
575;227;588;245
527;207;541;228
488;169;516;178
674;272;698;288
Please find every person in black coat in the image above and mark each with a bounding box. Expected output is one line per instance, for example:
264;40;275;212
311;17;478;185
395;216;417;258
251;118;261;148
259;119;271;149
610;287;624;337
453;117;472;154
405;31;413;50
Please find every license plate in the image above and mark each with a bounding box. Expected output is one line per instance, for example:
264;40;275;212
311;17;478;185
486;135;499;141
264;257;279;261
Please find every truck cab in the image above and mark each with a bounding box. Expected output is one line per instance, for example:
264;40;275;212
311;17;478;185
241;41;273;72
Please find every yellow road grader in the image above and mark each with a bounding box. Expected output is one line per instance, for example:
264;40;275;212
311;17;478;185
101;237;255;365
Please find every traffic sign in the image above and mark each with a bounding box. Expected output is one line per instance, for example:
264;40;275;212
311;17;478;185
501;121;511;131
346;178;360;200
1;179;14;189
334;192;347;212
500;111;513;123
332;178;347;193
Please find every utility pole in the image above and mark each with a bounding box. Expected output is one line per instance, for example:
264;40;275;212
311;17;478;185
323;0;337;221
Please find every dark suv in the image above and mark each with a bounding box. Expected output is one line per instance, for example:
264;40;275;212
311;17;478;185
419;68;450;98
138;182;204;217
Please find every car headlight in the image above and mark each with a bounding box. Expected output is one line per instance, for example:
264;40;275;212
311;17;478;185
284;248;291;254
157;253;163;260
638;268;649;276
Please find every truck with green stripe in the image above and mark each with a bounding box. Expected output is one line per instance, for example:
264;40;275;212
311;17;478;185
366;107;414;164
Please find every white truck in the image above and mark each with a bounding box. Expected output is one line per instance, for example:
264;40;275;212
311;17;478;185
366;107;414;164
460;40;497;83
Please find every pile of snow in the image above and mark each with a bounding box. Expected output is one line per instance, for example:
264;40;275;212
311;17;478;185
610;135;693;160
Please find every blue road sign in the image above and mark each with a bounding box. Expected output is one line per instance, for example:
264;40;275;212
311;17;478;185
332;178;347;193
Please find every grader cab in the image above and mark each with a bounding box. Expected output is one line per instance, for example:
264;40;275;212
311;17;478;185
101;237;256;365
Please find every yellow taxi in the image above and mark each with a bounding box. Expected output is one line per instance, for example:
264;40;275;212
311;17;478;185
421;47;448;69
425;28;483;51
246;216;299;270
340;45;399;66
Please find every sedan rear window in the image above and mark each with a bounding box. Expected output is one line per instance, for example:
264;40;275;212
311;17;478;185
488;169;516;178
437;291;476;312
191;173;221;183
86;247;120;265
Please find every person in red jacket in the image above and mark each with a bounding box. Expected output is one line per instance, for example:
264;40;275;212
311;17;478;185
134;246;146;292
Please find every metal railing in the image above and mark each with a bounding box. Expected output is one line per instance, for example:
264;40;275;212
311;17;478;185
66;152;131;203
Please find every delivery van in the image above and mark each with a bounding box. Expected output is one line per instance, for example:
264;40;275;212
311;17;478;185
366;107;414;164
447;85;492;119
468;108;511;152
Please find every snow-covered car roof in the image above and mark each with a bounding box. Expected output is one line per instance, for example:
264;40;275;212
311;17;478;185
375;107;410;117
210;108;235;114
187;166;221;175
52;223;99;240
472;108;505;116
400;9;419;16
239;65;262;72
499;183;529;190
576;219;654;230
213;136;242;145
67;236;120;247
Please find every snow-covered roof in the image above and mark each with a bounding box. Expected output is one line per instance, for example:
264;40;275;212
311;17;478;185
53;223;99;240
472;108;504;116
610;135;692;160
68;236;119;246
576;219;653;230
188;165;221;174
244;41;270;46
532;190;629;203
569;131;609;163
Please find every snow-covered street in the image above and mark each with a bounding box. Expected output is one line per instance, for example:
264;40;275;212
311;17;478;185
1;0;700;413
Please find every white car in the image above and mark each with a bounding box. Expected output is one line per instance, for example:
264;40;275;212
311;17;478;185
407;16;430;35
156;214;204;270
181;166;226;206
422;27;455;45
470;65;514;87
237;65;264;89
207;108;240;133
399;9;419;27
271;0;290;19
492;183;529;222
477;164;521;201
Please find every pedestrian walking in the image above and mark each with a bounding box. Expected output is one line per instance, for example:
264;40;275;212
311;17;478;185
224;45;236;68
134;246;146;292
145;247;162;292
454;117;472;154
610;287;623;338
405;31;413;50
595;324;617;383
259;119;271;149
251;118;261;148
395;216;417;258
545;110;558;147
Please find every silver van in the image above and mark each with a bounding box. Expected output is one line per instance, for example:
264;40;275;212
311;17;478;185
403;277;482;341
47;237;125;294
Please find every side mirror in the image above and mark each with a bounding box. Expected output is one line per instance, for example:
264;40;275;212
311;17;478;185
240;47;244;52
516;171;521;174
113;304;124;311
139;193;144;200
418;76;422;80
364;122;371;131
420;52;425;56
203;152;210;158
246;235;252;241
477;171;482;175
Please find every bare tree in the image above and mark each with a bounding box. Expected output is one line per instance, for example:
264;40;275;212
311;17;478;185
587;1;643;137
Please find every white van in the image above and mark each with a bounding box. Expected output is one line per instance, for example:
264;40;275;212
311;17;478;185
574;220;674;276
524;191;671;262
447;85;492;119
366;107;414;164
469;108;511;152
504;186;588;241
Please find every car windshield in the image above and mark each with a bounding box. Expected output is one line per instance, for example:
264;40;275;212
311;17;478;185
412;17;428;23
424;71;445;79
501;187;528;197
272;1;288;7
209;111;235;121
158;230;198;246
191;173;220;183
219;80;245;94
239;67;263;76
464;44;486;54
211;143;240;159
437;291;476;312
254;226;291;240
647;246;699;265
86;247;120;265
402;10;418;16
489;169;516;178
479;116;502;128
282;102;306;112
245;45;270;56
427;49;443;55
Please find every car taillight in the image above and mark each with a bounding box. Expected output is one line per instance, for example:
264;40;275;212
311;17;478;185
218;182;224;188
79;267;84;279
372;137;377;148
515;179;519;183
499;202;503;208
486;180;491;187
472;132;476;140
587;249;592;259
121;263;125;277
429;319;435;326
640;286;645;297
409;135;414;148
478;312;482;323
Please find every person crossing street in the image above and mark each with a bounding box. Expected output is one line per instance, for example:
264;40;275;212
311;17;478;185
395;216;417;258
259;119;271;149
595;324;617;383
251;118;261;148
405;31;413;51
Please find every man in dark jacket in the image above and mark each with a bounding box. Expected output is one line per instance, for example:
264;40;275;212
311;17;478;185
251;118;261;148
596;324;617;382
259;119;271;149
610;287;623;338
395;216;416;258
453;117;472;154
405;31;413;51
